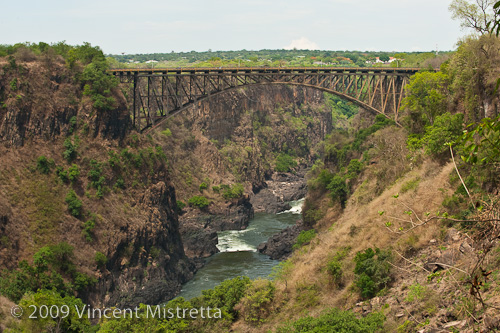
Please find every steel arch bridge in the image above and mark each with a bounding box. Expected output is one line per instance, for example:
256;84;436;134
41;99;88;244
109;67;421;133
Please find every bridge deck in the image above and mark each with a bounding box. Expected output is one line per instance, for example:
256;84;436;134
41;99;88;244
108;66;423;75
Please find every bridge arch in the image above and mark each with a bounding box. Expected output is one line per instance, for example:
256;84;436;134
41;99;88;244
110;67;419;133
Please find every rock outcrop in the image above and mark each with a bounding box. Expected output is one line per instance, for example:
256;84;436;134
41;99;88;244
89;182;196;308
251;168;308;214
257;223;305;260
0;57;195;308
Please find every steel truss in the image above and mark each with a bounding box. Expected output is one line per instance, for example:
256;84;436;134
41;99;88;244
110;67;419;132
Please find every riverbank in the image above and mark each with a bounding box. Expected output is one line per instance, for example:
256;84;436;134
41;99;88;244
177;199;304;300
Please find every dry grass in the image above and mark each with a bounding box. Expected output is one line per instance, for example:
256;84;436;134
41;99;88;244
234;158;455;331
0;296;17;331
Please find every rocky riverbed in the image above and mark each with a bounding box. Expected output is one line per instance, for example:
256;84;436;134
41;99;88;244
179;167;309;264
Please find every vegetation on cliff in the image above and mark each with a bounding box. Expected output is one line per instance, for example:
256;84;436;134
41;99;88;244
2;6;500;330
0;42;195;332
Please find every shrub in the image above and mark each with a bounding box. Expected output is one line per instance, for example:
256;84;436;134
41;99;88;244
68;116;77;134
327;174;348;204
149;246;160;259
0;243;88;303
80;59;117;111
18;290;91;332
237;279;276;325
405;283;426;302
199;182;208;192
94;252;107;268
176;200;186;213
81;216;96;242
36;156;54;174
303;208;325;225
353;248;392;299
192;276;251;320
62;138;77;162
65;190;82;217
188;195;210;209
276;308;385;332
67;164;80;182
88;159;106;198
161;128;172;136
326;260;343;285
275;153;297;172
421;112;464;156
293;229;317;250
270;260;294;281
346;159;364;179
212;185;220;193
222;183;244;200
9;78;18;91
114;177;125;190
313;169;334;190
56;166;69;182
400;177;420;193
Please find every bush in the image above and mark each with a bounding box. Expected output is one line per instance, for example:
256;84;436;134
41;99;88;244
68;116;77;134
65;190;82;217
221;183;244;200
0;243;90;303
236;279;275;325
199;182;208;192
67;164;80;182
327;175;348;204
62;138;77;162
36;156;54;174
326;260;343;285
176;200;186;213
114;177;125;190
161;128;172;136
400;177;420;193
346;159;363;179
275;153;297;172
192;276;251;320
313;169;334;190
276;308;385;333
81;215;96;242
18;290;91;333
188;195;210;209
293;229;317;250
80;58;117;111
303;208;325;225
353;248;392;299
94;252;107;268
421;112;464;156
88;159;106;198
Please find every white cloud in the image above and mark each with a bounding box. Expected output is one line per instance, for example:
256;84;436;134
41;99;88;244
285;37;319;50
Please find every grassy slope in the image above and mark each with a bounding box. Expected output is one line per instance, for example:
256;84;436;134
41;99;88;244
233;126;500;332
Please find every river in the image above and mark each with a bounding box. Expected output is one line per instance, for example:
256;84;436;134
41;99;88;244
177;198;304;300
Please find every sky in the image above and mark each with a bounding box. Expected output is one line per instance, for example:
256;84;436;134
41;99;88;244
1;0;464;55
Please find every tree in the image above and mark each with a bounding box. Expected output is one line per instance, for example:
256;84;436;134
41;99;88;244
403;71;448;134
378;55;390;62
449;0;494;34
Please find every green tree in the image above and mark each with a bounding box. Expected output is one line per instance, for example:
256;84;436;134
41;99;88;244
403;71;448;134
18;290;91;333
449;0;494;34
65;190;82;217
421;112;464;156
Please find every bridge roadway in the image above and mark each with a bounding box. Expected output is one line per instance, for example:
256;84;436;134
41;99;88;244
109;66;421;75
108;67;424;133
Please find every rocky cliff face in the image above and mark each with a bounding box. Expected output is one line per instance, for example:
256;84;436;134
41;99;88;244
89;181;195;308
0;58;194;307
0;59;129;146
156;85;333;259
